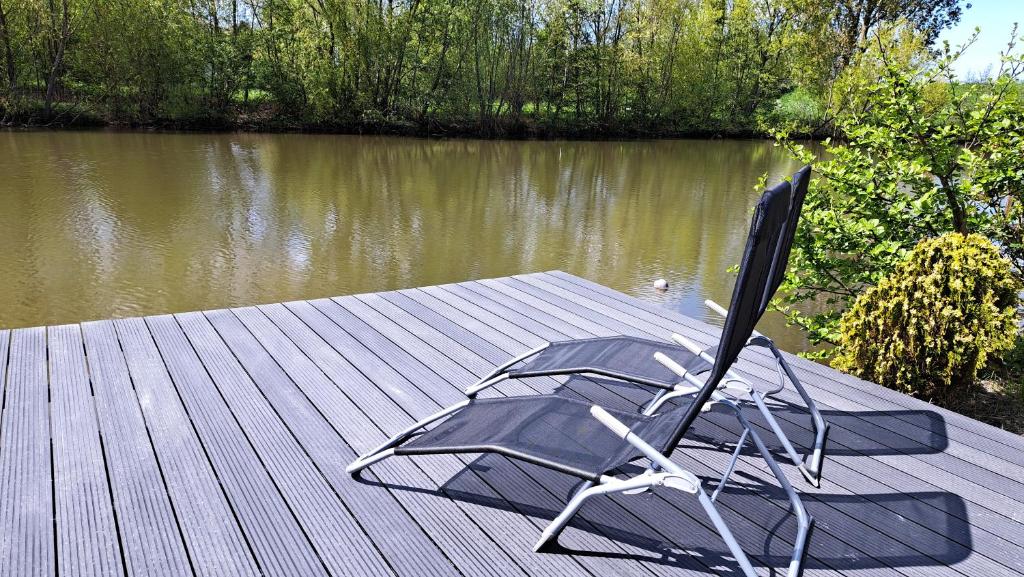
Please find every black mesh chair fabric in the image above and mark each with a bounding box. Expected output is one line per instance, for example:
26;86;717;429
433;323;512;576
507;336;701;389
396;395;689;481
762;165;811;315
394;181;793;481
659;177;792;453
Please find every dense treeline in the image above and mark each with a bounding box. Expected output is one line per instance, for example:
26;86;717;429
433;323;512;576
0;0;962;135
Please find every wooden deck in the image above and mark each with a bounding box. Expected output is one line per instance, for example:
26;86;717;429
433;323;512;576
1;271;1022;577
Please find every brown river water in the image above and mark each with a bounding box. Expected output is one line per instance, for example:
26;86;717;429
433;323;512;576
0;131;810;351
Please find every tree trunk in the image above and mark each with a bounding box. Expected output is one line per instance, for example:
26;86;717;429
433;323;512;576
43;0;70;118
0;0;16;92
939;175;969;235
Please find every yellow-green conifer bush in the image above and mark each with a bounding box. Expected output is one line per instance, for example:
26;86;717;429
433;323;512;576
832;234;1021;402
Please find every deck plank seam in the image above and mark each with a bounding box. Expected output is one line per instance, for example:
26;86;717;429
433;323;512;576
105;321;200;577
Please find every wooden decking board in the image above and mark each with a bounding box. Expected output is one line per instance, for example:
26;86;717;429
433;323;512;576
144;313;393;577
2;271;1022;577
0;327;53;577
144;313;329;577
509;274;1024;574
81;320;193;577
113;317;261;577
48;324;123;577
205;306;469;577
527;273;1024;513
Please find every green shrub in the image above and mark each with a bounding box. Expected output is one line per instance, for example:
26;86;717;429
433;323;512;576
832;234;1021;401
760;87;823;134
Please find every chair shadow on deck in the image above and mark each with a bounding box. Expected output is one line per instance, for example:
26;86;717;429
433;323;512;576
353;373;964;574
356;451;971;574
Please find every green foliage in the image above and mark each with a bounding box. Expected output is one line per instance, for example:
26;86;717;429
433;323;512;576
0;0;968;133
759;87;823;134
832;234;1021;400
776;26;1024;347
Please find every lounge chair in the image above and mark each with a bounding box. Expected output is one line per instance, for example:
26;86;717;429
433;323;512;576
347;182;814;577
464;166;830;486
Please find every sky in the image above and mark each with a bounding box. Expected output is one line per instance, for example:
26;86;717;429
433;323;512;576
939;1;1024;78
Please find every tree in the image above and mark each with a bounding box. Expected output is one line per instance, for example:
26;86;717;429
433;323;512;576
833;0;966;66
776;27;1024;348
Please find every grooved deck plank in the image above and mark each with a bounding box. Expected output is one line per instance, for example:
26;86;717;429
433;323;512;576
49;324;123;577
0;327;53;577
144;314;390;577
80;320;192;577
112;318;260;577
135;313;329;577
184;308;460;577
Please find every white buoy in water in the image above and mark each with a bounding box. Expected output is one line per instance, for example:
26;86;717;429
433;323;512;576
653;278;669;291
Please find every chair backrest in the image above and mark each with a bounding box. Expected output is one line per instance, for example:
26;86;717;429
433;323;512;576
662;176;792;452
760;164;811;316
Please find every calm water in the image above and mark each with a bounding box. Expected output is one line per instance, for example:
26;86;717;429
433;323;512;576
0;131;809;350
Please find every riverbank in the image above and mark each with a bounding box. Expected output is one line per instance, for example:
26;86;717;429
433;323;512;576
1;100;824;140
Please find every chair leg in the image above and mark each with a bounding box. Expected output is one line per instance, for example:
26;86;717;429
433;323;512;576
694;486;760;577
748;390;820;487
720;399;814;577
761;338;830;486
346;400;470;476
711;427;749;502
589;406;761;577
533;470;708;546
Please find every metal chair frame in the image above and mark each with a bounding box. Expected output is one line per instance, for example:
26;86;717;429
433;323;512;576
348;381;814;577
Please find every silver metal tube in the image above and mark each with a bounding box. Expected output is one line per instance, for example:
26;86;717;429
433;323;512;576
346;400;470;475
464;372;510;397
695;487;759;577
464;343;549;396
711;428;749;502
345;449;396;475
